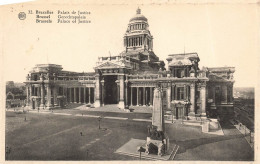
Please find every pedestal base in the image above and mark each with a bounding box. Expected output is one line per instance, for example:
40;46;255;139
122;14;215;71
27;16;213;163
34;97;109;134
94;100;100;108
118;101;125;109
201;112;207;118
115;138;178;160
145;134;169;157
188;112;196;120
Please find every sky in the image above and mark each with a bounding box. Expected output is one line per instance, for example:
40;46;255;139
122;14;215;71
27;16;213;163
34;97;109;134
1;1;259;87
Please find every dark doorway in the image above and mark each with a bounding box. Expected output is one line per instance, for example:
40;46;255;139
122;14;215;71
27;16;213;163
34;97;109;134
32;100;35;109
104;75;118;104
176;107;184;119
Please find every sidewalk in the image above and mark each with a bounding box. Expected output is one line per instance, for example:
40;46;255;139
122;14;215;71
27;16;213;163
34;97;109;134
76;104;153;113
230;120;254;149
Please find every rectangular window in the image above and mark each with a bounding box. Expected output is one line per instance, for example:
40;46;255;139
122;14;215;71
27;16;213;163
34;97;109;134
177;87;184;100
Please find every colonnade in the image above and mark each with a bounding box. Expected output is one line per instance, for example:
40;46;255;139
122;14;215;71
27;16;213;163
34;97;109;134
67;87;94;104
130;87;154;106
127;37;143;47
26;84;95;109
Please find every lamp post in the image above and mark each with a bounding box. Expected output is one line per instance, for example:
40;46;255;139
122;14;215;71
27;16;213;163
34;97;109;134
137;146;145;160
98;117;102;130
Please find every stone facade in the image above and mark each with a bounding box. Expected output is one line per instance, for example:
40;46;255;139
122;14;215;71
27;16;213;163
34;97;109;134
24;8;235;119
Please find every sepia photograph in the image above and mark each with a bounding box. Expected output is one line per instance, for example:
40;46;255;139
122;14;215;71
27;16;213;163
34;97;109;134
1;0;258;162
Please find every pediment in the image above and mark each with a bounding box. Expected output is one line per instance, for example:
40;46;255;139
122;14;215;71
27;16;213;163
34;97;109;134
95;61;125;69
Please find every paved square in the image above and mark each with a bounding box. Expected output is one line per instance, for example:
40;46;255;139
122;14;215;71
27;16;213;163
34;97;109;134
5;109;254;160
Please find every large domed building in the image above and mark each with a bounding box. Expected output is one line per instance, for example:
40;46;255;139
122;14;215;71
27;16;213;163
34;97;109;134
24;8;235;120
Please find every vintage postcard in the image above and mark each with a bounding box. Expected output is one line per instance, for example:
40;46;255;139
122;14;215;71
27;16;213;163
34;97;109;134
0;0;258;163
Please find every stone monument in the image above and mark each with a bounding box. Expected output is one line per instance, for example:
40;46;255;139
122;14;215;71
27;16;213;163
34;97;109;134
145;87;169;156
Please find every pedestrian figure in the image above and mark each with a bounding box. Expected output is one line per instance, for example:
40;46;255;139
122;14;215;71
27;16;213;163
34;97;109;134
24;116;26;121
80;132;83;136
239;123;242;130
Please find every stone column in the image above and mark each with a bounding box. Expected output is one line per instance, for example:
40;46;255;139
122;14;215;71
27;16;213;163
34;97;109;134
171;85;175;100
34;87;37;96
125;79;128;108
150;87;153;106
83;87;86;104
189;83;195;117
94;74;101;107
101;80;105;106
167;85;171;109
74;87;77;103
222;85;228;103
63;87;65;103
230;84;233;103
143;87;146;106
26;85;30;107
70;88;72;103
200;83;206;117
137;87;139;106
184;85;186;100
89;87;91;104
66;88;68;103
131;87;133;106
212;85;216;104
145;88;148;105
79;87;81;103
46;84;51;109
118;75;125;109
54;86;58;106
40;83;45;108
30;85;34;109
175;86;177;100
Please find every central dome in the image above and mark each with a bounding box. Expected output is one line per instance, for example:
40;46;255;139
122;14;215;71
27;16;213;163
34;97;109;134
130;8;148;22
